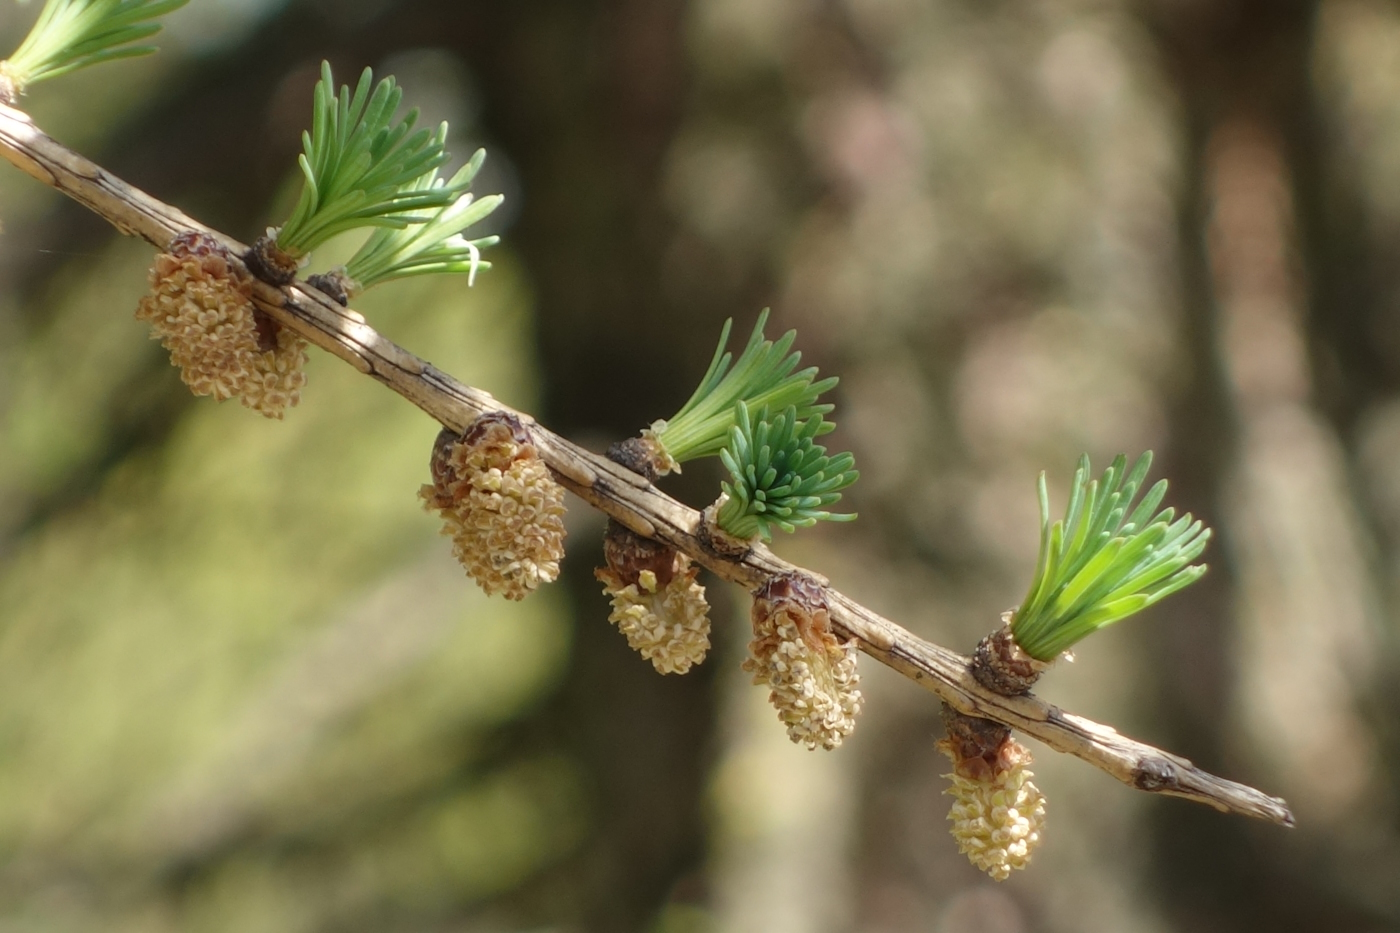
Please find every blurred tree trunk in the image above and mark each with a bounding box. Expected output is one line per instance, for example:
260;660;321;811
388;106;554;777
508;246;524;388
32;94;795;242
1142;1;1395;929
450;4;722;930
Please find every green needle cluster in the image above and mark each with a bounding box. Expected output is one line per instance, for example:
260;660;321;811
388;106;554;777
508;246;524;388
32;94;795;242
0;0;187;96
1010;452;1211;662
341;148;503;292
275;62;469;258
651;310;838;466
716;402;858;542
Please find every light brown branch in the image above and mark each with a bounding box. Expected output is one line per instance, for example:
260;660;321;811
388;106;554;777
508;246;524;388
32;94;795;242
0;103;1294;828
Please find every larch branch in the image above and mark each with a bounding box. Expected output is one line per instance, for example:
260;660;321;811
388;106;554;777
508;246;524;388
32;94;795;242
0;103;1294;828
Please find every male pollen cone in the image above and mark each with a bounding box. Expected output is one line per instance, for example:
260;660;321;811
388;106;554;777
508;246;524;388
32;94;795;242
421;415;567;600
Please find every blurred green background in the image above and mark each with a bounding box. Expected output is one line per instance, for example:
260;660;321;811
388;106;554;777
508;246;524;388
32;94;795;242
2;0;1400;931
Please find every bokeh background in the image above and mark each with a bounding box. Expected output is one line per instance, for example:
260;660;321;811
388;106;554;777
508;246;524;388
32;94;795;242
1;0;1399;930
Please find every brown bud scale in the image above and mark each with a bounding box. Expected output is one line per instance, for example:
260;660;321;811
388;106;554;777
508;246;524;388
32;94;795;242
603;519;678;588
306;269;354;306
971;621;1050;696
604;437;661;483
244;232;300;286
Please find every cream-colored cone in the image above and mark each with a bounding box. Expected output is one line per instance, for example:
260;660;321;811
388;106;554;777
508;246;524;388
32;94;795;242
421;415;567;600
938;738;1046;881
135;231;307;419
744;574;862;750
597;559;710;674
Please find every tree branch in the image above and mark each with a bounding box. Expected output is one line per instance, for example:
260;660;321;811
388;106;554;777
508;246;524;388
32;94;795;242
0;103;1294;828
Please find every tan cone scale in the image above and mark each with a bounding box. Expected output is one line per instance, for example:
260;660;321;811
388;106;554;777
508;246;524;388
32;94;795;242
744;573;862;750
421;415;567;600
135;231;307;419
597;558;710;674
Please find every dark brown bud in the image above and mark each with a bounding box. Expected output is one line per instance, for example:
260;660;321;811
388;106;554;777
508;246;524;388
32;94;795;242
306;269;354;306
463;410;530;449
605;436;662;482
971;624;1050;696
939;704;1014;782
245;233;300;286
167;229;231;260
603;520;678;588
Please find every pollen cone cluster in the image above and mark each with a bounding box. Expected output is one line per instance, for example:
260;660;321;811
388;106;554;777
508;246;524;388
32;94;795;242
595;521;710;674
938;718;1046;881
420;414;567;600
743;573;862;750
135;231;308;419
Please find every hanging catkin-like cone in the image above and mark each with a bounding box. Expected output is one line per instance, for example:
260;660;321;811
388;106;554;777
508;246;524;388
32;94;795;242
595;520;710;674
938;705;1047;881
744;573;862;750
420;414;567;600
135;231;308;419
930;619;1051;879
136;231;258;401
